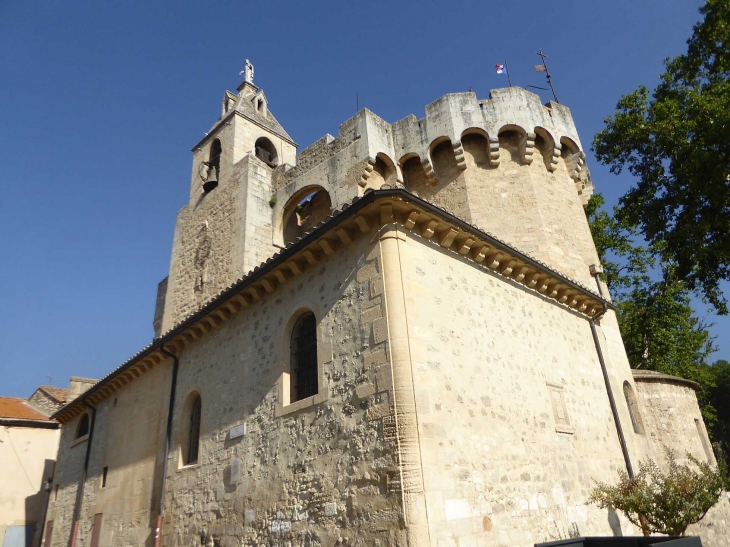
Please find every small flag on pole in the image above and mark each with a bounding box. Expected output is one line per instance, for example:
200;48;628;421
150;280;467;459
495;64;505;74
535;64;547;72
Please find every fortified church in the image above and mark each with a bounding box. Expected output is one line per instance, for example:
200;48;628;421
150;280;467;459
45;63;730;547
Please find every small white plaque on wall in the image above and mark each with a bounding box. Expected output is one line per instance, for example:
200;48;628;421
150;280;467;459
229;423;246;439
230;458;241;484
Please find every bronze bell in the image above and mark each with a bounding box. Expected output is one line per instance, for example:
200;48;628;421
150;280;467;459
203;165;219;193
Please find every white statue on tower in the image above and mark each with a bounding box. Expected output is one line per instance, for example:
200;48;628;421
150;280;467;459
239;59;254;84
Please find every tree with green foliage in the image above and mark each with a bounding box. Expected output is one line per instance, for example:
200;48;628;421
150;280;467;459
701;359;730;469
586;194;724;459
593;0;730;314
589;449;728;536
585;194;715;378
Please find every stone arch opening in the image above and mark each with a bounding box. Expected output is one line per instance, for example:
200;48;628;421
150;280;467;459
400;154;429;193
255;136;278;167
498;124;527;163
461;128;491;168
282;186;332;245
368;153;398;189
623;381;645;435
430;137;459;182
560;136;579;155
534;127;556;171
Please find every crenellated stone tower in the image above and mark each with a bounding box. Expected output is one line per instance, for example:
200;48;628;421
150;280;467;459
157;74;598;335
48;66;730;547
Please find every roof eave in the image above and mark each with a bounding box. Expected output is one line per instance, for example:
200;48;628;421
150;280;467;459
53;188;614;421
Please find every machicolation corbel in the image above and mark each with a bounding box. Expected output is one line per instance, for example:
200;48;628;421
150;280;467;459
358;157;377;188
488;137;500;167
421;158;437;185
452;142;467;170
521;132;536;165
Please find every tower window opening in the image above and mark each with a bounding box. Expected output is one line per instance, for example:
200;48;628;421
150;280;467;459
290;312;318;402
101;466;108;488
203;139;222;193
255;137;278;167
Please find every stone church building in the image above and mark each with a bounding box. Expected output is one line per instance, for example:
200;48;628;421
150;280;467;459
44;67;729;547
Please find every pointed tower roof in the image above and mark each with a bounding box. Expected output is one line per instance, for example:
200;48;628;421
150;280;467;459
230;81;293;143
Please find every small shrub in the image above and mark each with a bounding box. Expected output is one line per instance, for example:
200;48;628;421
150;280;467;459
589;448;727;536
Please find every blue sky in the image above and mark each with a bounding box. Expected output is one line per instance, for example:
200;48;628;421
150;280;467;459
1;0;726;397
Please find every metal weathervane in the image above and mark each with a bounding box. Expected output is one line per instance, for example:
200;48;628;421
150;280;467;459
529;49;559;103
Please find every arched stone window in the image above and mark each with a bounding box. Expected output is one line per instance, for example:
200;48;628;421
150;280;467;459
182;394;202;466
290;311;318;402
76;414;90;439
623;381;645;435
255;137;278;167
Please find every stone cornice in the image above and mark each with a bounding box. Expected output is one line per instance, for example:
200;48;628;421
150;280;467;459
53;188;614;422
632;369;700;391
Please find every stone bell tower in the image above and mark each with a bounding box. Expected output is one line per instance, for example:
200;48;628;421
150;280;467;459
155;63;298;335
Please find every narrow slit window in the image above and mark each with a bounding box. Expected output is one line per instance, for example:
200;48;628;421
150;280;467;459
187;395;202;465
695;418;714;463
101;467;108;488
623;381;645;435
291;312;318;402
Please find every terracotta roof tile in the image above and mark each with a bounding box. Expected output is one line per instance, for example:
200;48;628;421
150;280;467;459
0;397;53;421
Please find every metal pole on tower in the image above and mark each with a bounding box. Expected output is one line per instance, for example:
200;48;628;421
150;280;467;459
505;61;513;87
535;49;558;103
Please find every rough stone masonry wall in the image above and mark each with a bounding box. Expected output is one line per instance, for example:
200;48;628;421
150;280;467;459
28;390;63;416
163;172;245;333
45;414;88;547
397;229;649;546
462;135;600;289
162;234;407;547
634;378;730;543
45;363;170;547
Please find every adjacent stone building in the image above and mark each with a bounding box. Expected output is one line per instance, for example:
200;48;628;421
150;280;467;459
44;68;729;547
1;378;95;547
